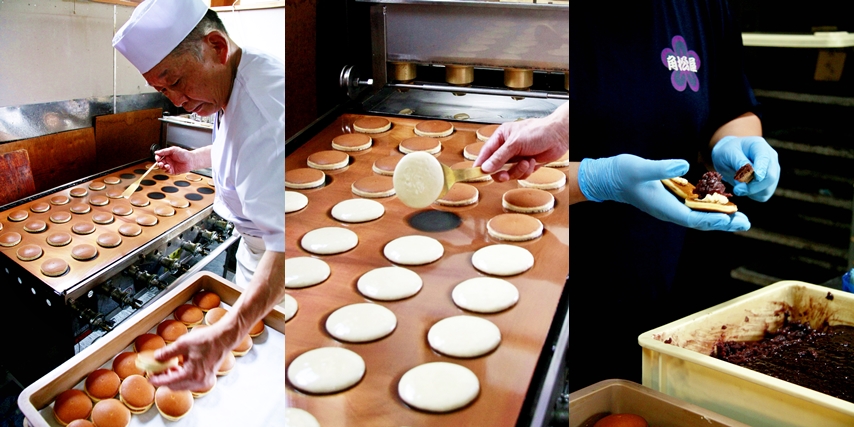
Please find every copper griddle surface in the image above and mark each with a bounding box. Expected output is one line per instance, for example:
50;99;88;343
285;114;569;426
0;162;215;294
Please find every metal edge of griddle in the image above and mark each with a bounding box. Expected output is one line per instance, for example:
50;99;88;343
62;205;215;302
286;100;363;156
529;308;568;427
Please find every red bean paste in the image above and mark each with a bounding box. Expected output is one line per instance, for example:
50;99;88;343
694;171;732;198
711;320;854;403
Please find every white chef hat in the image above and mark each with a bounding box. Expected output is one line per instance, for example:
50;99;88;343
112;0;209;74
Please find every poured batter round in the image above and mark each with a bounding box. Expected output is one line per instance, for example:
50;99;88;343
49;195;70;205
452;277;520;313
282;294;299;321
472;244;534;276
398;362;480;412
325;303;397;343
428;315;501;358
16;244;43;261
300;227;358;255
331;198;385;223
285;257;331;289
383;235;444;265
356;266;423;301
285;408;320;427
49;211;72;224
287;347;365;394
0;232;22;247
30;202;50;213
285;191;309;213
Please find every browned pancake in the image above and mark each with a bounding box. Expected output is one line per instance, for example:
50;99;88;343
169;198;190;209
106;188;124;199
23;219;47;233
545;151;570;168
352;175;396;198
353;116;391;134
436;183;479;207
476;124;500;142
129;195;150;207
104;176;121;185
97;232;122;248
16;244;43;261
112;204;133;216
0;231;21;247
7;210;28;222
71;244;98;261
88;181;107;191
186;173;203;182
399;137;442;154
92;212;114;224
414;120;454;137
285;168;326;189
40;258;69;277
119;223;143;237
518;168;566;190
372;155;403;176
155;205;176;217
69;203;91;214
487;213;544;241
463;141;486;161
46;232;72;247
502;188;555;213
49;211;72;224
136;214;158;227
69;187;88;197
50;195;70;205
71;222;96;235
332;133;372;151
307;150;349;170
89;195;109;206
30;202;50;213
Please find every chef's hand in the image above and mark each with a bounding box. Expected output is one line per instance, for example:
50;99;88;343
711;136;780;202
154;146;197;175
578;154;751;232
148;322;237;391
474;102;569;182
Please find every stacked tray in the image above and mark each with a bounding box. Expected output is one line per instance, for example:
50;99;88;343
18;271;285;427
285;113;569;426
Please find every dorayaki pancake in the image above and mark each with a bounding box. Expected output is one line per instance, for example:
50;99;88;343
232;334;253;356
169;198;189;209
16;244;43;261
53;389;93;426
660;177;696;200
307;150;350;170
463;141;486;161
192;290;221;311
545;151;570;168
157;319;189;343
106;188;124;199
129;194;150;207
155;205;176;217
332;133;372;151
414;120;454;138
286;168;326;189
451;161;492;182
85;368;121;402
351;175;395;198
487;213;544;241
186;173;203;182
399;136;442;155
113;352;145;380
119;223;143;237
23;219;47;233
69;187;88;197
436;183;479;207
134;334;166;353
89;195;109;206
735;163;755;183
518;167;566;190
40;258;69;277
476;124;500;142
30;202;50;213
502;188;555;213
49;211;72;224
174;304;204;326
50;195;70;205
205;306;228;325
91;399;130;427
71;222;96;235
71;244;98;261
372;155;403;176
353;116;391;134
46;232;72;247
119;374;155;414
661;176;738;214
96;232;122;248
103;176;121;185
88;180;106;191
0;231;22;247
111;204;133;216
69;203;91;214
7;210;27;222
92;212;114;224
136;214;158;226
286;191;309;213
154;386;193;421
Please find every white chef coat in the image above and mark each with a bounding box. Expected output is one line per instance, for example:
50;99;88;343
210;47;285;284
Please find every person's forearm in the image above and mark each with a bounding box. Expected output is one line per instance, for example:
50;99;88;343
709;112;762;150
550;101;570;152
193;146;214;170
220;250;285;340
569;162;587;205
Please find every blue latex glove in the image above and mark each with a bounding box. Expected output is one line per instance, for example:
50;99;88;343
578;154;751;232
711;136;780;202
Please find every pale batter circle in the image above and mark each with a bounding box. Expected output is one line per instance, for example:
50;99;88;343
452;277;519;313
325;303;397;343
331;198;384;223
282;294;298;321
287;347;365;394
471;244;534;276
427;315;501;358
393;151;445;209
398;362;480;413
356;266;423;301
285;257;331;289
383;235;444;265
300;227;358;255
285;408;320;427
285;191;309;213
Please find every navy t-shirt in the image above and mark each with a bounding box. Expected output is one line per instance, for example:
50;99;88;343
568;0;759;388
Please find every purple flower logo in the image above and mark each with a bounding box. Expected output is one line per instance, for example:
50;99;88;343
661;35;701;92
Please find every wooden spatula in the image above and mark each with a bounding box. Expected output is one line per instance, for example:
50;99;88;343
121;162;157;199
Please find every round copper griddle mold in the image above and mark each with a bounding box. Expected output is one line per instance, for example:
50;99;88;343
504;68;534;89
389;62;416;82
445;65;474;85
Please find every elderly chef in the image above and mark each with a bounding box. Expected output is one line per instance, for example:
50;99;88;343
112;0;285;391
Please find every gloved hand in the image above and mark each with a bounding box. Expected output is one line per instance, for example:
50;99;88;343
578;154;751;232
711;136;780;202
